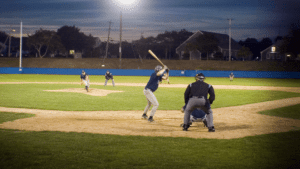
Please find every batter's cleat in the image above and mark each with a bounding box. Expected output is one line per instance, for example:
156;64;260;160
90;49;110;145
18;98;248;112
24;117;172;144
142;114;148;119
203;119;208;128
148;116;154;122
208;126;215;132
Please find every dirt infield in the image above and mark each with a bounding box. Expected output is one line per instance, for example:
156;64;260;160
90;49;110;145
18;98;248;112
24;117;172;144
44;88;123;97
0;82;300;139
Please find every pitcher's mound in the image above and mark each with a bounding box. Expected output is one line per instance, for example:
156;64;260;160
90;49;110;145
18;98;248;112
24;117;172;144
44;88;123;97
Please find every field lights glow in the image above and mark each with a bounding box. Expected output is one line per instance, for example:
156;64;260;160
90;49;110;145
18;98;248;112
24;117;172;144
112;0;140;10
116;0;137;5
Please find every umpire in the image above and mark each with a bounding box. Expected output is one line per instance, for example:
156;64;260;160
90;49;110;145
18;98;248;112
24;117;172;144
183;73;215;132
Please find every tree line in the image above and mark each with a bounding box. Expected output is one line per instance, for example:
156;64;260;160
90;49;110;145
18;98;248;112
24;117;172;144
1;25;299;60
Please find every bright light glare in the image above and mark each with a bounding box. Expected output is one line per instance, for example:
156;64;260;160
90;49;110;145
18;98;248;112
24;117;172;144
116;0;136;5
112;0;140;10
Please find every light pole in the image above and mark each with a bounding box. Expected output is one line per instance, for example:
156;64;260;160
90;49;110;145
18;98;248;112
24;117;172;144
19;21;23;71
119;11;122;68
113;0;139;68
228;19;232;62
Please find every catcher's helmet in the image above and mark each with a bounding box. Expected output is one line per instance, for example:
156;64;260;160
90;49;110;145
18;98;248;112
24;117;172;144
106;70;110;73
195;73;205;81
154;65;163;73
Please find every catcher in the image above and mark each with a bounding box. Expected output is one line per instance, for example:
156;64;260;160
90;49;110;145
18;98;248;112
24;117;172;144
80;70;89;92
104;70;115;87
180;105;207;127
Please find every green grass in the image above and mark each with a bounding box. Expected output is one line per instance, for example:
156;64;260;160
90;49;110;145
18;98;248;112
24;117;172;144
259;104;300;119
0;112;35;124
0;84;299;111
0;128;299;169
1;74;300;169
1;74;300;87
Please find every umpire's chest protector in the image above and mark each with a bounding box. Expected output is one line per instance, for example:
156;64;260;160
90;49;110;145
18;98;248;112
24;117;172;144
190;81;210;98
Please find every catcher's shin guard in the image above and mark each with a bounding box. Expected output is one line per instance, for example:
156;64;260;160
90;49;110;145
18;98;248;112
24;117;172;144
203;118;208;128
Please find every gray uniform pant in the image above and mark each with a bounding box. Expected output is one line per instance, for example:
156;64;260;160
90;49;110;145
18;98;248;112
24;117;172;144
184;97;214;128
143;89;159;117
83;80;89;87
104;79;115;86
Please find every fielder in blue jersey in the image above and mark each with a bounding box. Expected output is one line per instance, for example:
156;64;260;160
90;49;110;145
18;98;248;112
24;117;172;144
80;70;89;92
142;65;169;122
229;72;234;81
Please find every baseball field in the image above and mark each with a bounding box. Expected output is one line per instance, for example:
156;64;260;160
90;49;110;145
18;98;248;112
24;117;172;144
0;74;300;168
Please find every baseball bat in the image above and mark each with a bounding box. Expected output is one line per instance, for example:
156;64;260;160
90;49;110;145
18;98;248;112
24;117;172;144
148;50;164;66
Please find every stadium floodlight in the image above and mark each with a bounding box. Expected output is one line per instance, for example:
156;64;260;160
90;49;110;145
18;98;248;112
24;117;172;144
113;0;140;10
112;0;140;68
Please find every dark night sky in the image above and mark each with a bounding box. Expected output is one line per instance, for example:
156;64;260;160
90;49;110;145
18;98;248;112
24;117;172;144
1;0;299;42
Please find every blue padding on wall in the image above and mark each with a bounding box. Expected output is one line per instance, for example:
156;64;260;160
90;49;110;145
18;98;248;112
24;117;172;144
0;67;299;79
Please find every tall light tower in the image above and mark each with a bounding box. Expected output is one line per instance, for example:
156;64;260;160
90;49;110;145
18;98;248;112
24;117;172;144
228;19;232;62
113;0;139;68
119;11;122;68
19;21;23;71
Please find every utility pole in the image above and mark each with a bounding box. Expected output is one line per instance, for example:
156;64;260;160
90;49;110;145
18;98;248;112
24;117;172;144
8;33;12;57
104;21;112;60
228;19;232;62
8;28;15;57
19;21;22;71
119;11;122;69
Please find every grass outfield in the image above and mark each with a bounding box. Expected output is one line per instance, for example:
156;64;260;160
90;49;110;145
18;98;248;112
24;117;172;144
0;75;300;168
1;74;300;87
0;112;299;169
259;104;300;119
0;84;299;111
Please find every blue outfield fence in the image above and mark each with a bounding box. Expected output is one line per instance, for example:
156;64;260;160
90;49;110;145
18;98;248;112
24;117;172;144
0;67;299;79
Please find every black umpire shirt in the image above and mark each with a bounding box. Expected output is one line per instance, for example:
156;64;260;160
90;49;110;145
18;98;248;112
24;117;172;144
184;80;215;105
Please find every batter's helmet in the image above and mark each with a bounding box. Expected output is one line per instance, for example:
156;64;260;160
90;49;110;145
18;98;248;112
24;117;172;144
154;65;163;73
195;73;205;81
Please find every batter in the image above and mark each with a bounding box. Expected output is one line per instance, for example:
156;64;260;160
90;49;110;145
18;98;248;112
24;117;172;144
142;65;169;122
